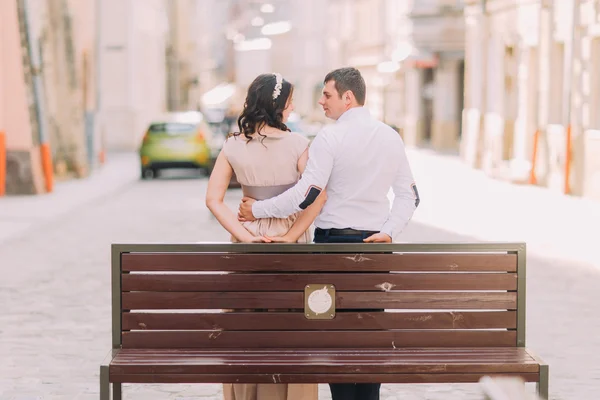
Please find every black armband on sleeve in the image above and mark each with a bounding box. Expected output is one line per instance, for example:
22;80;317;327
411;183;420;208
299;186;322;210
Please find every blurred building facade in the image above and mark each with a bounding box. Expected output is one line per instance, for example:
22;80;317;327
325;0;465;149
0;0;43;194
166;0;204;112
463;0;600;200
1;0;204;194
326;0;394;124
287;0;330;120
4;0;600;201
402;0;465;150
97;0;169;151
217;0;330;119
217;0;466;145
0;0;95;194
194;0;232;100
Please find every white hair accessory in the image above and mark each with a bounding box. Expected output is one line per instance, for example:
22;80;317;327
272;73;283;100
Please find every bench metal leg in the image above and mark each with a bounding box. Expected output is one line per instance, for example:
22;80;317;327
113;383;122;400
100;365;110;400
537;364;549;399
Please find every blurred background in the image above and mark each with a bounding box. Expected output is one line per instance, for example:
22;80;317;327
2;2;600;399
1;0;599;199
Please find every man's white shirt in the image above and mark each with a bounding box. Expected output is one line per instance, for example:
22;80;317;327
252;107;418;239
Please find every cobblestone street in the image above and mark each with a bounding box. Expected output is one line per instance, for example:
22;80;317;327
1;150;598;399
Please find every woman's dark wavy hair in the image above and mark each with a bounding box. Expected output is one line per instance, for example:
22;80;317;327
233;73;293;142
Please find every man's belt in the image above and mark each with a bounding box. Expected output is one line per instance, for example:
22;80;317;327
315;228;379;236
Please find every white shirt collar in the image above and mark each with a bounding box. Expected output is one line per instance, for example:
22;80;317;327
337;106;370;123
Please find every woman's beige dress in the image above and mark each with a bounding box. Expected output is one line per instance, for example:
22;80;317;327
221;132;317;400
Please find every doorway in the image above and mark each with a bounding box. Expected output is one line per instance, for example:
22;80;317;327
422;67;434;142
457;60;465;138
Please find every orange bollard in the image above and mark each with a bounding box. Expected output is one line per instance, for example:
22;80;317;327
40;142;54;193
0;131;6;196
564;125;572;195
528;130;539;185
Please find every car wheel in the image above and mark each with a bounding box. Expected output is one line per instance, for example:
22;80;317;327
202;166;213;176
141;167;156;180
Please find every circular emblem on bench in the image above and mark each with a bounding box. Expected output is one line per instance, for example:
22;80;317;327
308;286;333;314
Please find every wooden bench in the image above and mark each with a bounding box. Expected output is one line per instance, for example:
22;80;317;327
100;242;549;399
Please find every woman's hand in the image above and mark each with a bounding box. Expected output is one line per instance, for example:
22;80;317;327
240;235;272;243
264;235;295;243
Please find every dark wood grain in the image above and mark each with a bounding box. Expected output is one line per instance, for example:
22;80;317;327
121;330;517;349
122;253;517;272
109;372;540;384
122;311;517;330
122;272;518;292
110;347;538;375
121;291;516;310
107;248;546;389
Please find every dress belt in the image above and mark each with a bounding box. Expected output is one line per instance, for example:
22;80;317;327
241;182;296;201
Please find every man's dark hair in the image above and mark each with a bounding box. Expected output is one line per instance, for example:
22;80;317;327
324;67;366;105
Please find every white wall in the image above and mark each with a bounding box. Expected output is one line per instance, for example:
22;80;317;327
235;49;272;87
0;0;35;150
289;0;329;118
98;0;168;150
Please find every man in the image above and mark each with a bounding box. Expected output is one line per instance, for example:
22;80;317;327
238;67;419;400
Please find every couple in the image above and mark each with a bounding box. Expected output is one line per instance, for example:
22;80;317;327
206;67;419;400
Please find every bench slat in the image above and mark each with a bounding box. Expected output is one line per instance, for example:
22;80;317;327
111;363;538;375
111;348;538;374
121;291;516;310
112;348;535;356
109;372;540;384
122;253;517;272
113;348;534;354
122;311;517;330
122;273;518;292
121;330;517;348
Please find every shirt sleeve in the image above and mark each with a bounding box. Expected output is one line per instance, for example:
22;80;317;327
252;129;335;219
380;139;419;239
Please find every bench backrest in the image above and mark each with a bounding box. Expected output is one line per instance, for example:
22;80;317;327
112;243;526;350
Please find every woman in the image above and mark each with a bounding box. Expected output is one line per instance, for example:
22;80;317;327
205;73;324;400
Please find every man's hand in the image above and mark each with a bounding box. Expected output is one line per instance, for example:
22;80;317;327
238;197;257;222
363;232;392;243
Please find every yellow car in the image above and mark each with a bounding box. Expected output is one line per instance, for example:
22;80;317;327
139;112;215;179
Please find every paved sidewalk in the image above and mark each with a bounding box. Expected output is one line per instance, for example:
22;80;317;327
0;152;139;245
1;148;597;268
404;148;599;270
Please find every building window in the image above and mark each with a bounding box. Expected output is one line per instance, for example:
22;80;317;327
590;38;600;129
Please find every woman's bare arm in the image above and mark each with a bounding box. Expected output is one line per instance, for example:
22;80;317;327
206;151;266;243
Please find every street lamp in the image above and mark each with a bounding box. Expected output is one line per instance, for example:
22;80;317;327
235;37;273;52
377;61;400;74
392;43;413;63
260;3;275;13
261;21;292;36
251;16;265;27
